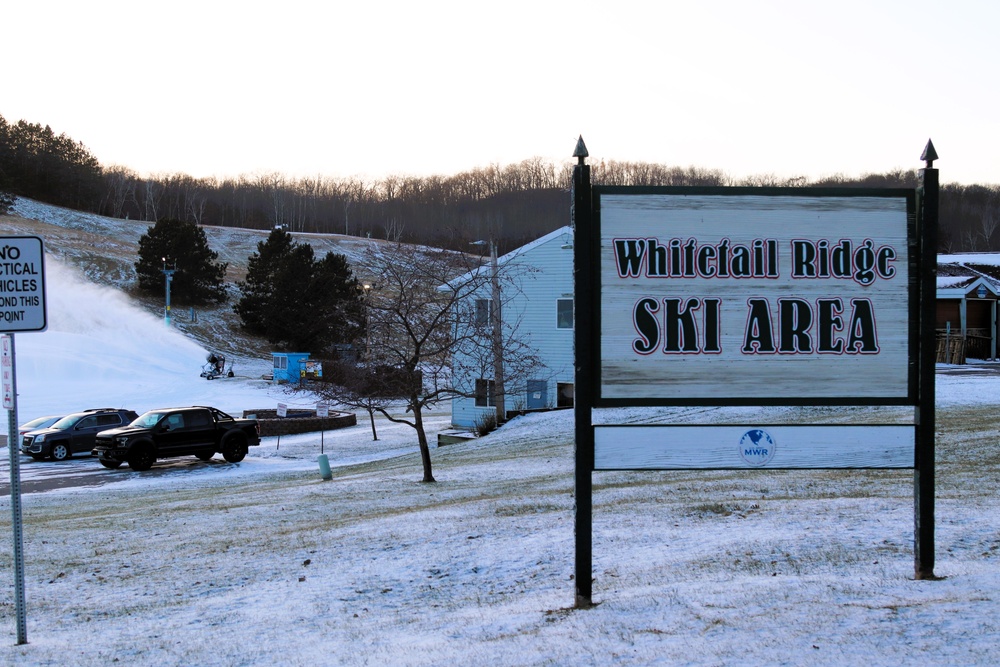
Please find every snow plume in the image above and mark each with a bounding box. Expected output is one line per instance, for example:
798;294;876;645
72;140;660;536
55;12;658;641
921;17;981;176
8;257;208;417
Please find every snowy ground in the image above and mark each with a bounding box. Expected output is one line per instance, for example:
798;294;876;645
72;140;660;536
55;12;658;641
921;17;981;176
1;392;998;666
0;210;999;664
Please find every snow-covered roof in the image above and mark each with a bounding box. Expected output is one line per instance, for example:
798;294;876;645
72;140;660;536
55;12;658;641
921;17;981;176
937;255;1000;297
939;252;1000;267
439;226;572;290
937;275;974;289
937;274;1000;298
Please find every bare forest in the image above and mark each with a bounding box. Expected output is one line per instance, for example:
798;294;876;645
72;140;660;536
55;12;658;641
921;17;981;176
2;113;999;253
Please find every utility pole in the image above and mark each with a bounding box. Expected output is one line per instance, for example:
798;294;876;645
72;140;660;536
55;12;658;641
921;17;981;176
471;239;506;423
489;240;505;424
362;283;373;359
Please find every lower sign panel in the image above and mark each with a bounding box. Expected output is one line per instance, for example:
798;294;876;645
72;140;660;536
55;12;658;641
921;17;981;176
594;424;913;470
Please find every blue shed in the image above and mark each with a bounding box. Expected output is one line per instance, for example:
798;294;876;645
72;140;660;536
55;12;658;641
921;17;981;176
271;352;316;384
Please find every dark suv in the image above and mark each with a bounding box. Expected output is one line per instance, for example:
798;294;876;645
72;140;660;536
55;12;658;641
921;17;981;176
21;408;139;461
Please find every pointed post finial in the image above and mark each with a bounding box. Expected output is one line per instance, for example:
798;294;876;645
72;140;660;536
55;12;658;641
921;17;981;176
573;135;589;166
920;139;938;169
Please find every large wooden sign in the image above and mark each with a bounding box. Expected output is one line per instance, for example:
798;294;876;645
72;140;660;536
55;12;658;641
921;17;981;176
571;143;940;608
586;188;917;471
597;190;914;404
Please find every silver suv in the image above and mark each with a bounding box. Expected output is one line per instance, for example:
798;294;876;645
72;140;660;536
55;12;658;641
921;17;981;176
21;408;139;461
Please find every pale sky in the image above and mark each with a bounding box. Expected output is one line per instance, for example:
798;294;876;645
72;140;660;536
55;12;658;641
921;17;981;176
5;0;998;185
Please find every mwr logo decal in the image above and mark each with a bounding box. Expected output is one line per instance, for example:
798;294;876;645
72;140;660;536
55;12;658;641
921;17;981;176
739;429;776;466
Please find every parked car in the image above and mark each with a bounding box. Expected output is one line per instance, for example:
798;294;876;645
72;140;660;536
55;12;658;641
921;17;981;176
17;414;63;448
21;408;139;461
92;406;261;471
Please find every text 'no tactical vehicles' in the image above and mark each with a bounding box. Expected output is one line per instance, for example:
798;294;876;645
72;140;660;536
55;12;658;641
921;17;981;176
92;406;260;471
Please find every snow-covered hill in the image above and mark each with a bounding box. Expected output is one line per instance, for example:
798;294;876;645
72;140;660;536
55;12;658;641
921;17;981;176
0;197;399;428
2;197;405;362
8;197;389;287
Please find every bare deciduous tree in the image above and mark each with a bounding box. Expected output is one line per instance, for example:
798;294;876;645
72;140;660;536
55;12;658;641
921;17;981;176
962;228;978;252
306;359;416;442
142;179;162;222
306;240;540;483
100;165;137;219
978;210;998;248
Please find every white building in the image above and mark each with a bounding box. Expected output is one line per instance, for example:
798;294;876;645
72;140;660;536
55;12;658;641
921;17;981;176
449;226;575;429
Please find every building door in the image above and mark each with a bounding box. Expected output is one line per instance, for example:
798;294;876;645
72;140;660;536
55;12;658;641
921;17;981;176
526;380;547;410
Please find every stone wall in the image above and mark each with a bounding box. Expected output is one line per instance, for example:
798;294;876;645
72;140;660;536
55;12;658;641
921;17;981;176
242;409;357;437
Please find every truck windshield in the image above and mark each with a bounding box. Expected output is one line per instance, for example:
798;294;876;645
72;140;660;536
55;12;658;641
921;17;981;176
132;412;167;428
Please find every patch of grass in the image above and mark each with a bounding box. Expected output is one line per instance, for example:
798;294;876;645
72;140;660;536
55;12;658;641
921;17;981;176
690;502;742;517
493;502;566;517
473;412;499;437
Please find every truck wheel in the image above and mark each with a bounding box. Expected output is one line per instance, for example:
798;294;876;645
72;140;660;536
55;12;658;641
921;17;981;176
51;443;70;461
99;459;123;469
221;434;248;463
127;444;155;471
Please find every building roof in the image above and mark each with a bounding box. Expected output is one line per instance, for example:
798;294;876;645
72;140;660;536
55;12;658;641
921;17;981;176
938;255;1000;295
440;226;572;290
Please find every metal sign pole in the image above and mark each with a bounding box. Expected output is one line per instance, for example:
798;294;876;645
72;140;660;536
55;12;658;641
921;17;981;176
1;235;48;644
572;137;594;608
4;333;28;643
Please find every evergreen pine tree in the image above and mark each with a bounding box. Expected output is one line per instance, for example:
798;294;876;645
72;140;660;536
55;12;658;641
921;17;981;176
234;227;295;337
134;219;228;305
234;227;364;353
294;249;364;351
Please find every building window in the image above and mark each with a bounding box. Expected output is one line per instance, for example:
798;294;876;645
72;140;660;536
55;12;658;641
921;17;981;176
97;414;121;427
475;299;493;327
557;382;574;408
557;298;574;329
475;378;496;407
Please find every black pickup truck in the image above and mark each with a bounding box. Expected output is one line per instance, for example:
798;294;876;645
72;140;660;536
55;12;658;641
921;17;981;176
92;406;260;471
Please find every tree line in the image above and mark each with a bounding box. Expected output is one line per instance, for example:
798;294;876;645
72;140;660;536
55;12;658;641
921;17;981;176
0;115;103;211
3;112;1000;253
98;161;574;253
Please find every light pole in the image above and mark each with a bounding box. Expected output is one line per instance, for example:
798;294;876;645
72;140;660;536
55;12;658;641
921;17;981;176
472;239;505;423
161;257;175;327
362;283;372;360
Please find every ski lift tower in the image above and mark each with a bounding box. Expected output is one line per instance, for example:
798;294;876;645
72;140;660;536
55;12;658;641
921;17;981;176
161;257;175;327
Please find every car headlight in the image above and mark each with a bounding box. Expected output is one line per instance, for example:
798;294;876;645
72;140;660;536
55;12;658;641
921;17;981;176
34;434;46;443
115;436;130;445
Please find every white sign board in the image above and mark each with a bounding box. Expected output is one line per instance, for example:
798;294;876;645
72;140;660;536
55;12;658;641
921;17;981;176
316;403;329;418
595;424;913;470
599;194;910;402
0;236;47;333
277;403;287;418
